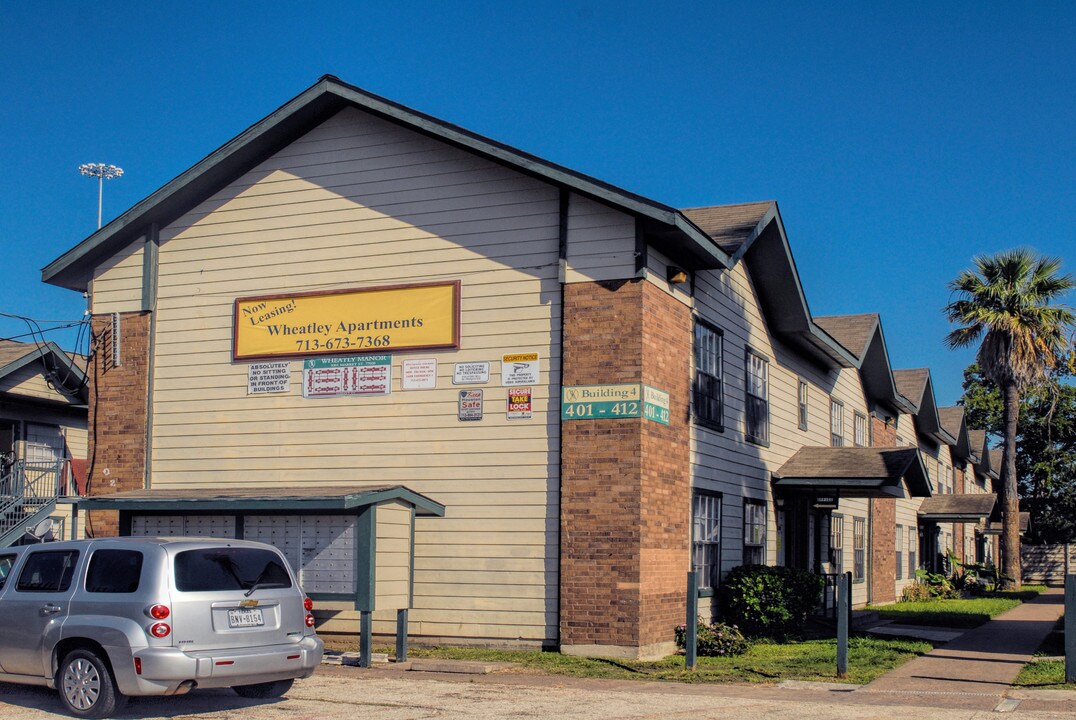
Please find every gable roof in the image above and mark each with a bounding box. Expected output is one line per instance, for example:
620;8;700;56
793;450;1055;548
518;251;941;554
893;368;956;446
938;406;971;460
681;202;777;256
918;493;997;522
813;314;915;416
43;75;735;292
0;339;87;403
813;314;878;359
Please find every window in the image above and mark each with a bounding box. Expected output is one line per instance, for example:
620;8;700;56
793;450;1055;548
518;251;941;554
16;550;79;593
86;550;144;593
744;350;769;445
693;321;724;430
895;435;905;446
895;526;904;580
853;517;866;582
853;412;868;447
829;515;844;572
693;492;722;591
743;501;766;565
0;554;15;590
25;423;65;463
797;380;809;430
830;399;844;447
945;465;953;494
174;547;292;593
909;527;918;575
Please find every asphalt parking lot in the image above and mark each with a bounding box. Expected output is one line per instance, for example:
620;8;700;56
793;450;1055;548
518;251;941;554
3;667;1076;720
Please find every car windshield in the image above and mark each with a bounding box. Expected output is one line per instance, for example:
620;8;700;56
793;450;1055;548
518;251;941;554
174;547;292;593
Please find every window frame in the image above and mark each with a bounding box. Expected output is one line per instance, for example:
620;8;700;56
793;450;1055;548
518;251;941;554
692;490;723;595
895;525;904;580
852;517;866;583
15;550;79;594
742;500;767;566
85;549;145;594
692;319;724;432
830;398;845;447
829;514;844;572
744;348;770;446
797;379;809;431
853;411;868;447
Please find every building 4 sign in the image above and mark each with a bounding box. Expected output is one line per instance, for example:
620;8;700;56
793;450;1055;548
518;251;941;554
233;281;460;361
561;384;669;425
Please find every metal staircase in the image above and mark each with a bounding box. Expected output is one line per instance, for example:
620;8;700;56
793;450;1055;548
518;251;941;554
0;460;65;547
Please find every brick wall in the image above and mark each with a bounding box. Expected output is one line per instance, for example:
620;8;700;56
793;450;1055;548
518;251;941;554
86;312;150;537
869;415;897;603
559;279;691;657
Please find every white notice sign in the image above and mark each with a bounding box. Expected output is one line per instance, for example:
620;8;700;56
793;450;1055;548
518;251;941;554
501;352;539;386
458;389;483;421
247;362;291;395
401;358;437;390
453;361;490;385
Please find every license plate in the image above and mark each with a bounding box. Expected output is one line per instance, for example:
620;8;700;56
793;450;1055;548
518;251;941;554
228;608;264;628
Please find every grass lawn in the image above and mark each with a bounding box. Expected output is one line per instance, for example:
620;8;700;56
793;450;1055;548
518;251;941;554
1013;618;1074;689
868;586;1046;628
403;635;932;685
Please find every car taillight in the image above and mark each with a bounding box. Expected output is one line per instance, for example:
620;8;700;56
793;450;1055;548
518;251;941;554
304;597;314;611
150;622;171;638
134;657;142;675
305;614;316;628
149;604;170;620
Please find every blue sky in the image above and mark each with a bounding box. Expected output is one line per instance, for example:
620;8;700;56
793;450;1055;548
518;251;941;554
1;2;1072;405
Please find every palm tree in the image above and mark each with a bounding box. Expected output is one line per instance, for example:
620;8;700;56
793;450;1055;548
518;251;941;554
945;249;1074;588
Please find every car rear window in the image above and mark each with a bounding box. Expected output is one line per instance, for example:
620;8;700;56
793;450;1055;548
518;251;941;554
86;549;144;593
174;547;292;593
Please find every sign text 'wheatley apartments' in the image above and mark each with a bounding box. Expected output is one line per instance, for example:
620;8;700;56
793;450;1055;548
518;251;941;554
232;281;460;361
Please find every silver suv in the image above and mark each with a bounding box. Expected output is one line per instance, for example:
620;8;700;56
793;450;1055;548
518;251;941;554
0;537;323;718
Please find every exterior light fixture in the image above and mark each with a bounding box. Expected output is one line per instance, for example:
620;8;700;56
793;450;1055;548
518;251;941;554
79;163;124;229
666;266;688;284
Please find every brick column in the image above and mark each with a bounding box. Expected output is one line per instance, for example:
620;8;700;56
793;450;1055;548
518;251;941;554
869;415;897;603
86;312;150;536
559;279;691;659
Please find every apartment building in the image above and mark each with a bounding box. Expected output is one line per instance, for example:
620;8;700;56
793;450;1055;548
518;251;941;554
42;75;1005;660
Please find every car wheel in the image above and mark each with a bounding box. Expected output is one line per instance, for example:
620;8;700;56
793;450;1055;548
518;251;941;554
232;678;294;698
57;649;127;719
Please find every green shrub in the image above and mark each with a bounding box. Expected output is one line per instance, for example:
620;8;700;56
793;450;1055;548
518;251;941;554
674;620;749;656
716;565;824;638
900;582;933;602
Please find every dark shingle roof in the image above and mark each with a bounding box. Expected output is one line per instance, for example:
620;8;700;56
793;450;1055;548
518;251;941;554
968;429;988;456
938;406;966;440
813;314;879;359
680;201;776;255
0;339;34;367
893;368;930;404
919;493;997;519
777;446;921;479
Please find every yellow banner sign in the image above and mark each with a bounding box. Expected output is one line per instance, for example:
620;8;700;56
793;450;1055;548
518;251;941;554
233;281;460;361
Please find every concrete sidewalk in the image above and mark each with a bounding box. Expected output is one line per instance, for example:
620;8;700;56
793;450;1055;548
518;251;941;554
860;587;1064;702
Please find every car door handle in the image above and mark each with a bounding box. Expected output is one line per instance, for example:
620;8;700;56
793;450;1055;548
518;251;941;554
40;604;62;616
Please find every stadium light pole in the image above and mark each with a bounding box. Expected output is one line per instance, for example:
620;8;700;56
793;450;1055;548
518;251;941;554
78;163;124;229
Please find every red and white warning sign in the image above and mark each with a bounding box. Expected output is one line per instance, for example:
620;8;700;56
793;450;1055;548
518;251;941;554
507;387;532;420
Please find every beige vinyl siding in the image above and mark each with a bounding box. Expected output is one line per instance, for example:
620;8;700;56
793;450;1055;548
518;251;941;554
644;245;693;307
0;364;82;406
690;261;877;582
135;107;560;643
374;502;412;611
91;238;144;314
564;194;636;282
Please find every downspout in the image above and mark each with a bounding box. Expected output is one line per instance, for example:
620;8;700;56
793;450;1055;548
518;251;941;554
556;187;568;649
141;224;160;490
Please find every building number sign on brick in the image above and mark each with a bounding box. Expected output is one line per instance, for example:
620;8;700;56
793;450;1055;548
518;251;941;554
561;384;669;425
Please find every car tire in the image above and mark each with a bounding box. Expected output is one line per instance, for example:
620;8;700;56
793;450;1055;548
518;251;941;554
57;649;127;719
232;678;294;698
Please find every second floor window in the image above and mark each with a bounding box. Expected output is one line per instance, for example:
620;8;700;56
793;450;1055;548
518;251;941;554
830;399;844;447
853;412;868;447
797;380;809;430
693;321;724;431
744;350;769;445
